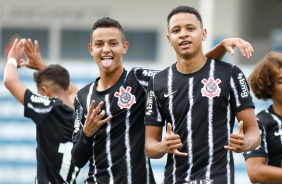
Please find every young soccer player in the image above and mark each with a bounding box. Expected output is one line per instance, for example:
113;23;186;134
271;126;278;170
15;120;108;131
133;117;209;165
3;38;80;184
144;6;260;184
71;17;255;184
243;52;282;183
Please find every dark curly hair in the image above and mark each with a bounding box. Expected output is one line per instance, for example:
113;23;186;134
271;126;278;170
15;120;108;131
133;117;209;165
248;51;282;100
90;17;125;44
34;64;70;91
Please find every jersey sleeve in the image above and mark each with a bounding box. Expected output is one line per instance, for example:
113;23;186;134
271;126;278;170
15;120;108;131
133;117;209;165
24;89;55;126
144;76;165;126
71;92;94;168
72;93;86;143
229;65;254;114
243;119;268;159
132;67;159;90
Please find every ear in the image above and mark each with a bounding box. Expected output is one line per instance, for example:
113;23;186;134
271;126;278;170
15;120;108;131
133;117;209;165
167;34;172;46
122;41;129;55
88;43;93;56
41;86;49;97
202;28;207;41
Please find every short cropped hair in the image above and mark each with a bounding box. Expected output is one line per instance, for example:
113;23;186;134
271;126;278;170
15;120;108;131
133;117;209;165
90;17;125;44
34;64;70;91
167;6;203;29
248;51;282;100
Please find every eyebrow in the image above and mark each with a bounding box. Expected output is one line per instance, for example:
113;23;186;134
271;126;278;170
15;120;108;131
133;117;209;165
94;39;119;42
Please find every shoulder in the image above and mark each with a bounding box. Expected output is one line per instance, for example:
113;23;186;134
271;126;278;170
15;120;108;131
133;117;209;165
77;82;95;95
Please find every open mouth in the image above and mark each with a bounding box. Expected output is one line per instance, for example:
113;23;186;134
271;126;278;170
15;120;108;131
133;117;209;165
101;57;113;60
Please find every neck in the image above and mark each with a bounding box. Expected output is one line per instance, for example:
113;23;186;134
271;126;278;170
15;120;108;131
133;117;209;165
97;66;123;91
272;102;282;117
176;52;206;74
54;92;74;109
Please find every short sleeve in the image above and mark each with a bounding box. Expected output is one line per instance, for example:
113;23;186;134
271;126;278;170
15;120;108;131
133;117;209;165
144;76;164;126
24;89;55;126
72;93;86;143
229;65;254;114
132;67;159;90
243;119;268;159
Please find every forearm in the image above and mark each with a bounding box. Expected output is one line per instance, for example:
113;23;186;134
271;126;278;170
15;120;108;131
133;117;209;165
4;63;20;89
204;42;227;61
245;130;261;151
71;130;93;168
145;140;166;159
247;163;282;183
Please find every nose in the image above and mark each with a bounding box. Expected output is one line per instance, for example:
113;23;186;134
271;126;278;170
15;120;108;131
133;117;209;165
102;43;110;53
179;29;188;39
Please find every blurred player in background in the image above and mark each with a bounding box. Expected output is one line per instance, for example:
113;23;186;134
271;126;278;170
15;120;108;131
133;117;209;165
144;6;260;184
3;38;80;184
243;51;282;184
71;16;255;184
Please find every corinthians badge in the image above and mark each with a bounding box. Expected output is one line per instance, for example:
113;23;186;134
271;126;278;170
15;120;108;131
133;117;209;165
114;86;136;109
201;77;221;98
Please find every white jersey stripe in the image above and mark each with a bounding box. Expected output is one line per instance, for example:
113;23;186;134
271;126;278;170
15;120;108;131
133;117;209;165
206;60;215;180
105;94;114;184
257;116;268;154
145;150;150;184
168;66;176;183
230;78;241;107
86;83;95;112
186;77;194;182
125;110;132;184
226;103;231;184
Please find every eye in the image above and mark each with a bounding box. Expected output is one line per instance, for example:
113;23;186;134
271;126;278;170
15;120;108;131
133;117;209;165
188;27;195;31
111;42;117;46
95;43;103;46
172;29;179;33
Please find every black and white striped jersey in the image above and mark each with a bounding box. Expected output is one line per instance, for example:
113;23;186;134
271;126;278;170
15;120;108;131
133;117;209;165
145;58;254;184
72;68;157;184
244;106;282;168
24;89;80;184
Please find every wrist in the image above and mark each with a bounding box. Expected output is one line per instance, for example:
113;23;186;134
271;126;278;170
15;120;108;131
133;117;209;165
7;58;17;68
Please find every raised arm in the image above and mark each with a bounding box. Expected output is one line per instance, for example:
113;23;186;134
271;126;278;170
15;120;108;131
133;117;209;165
224;107;260;153
3;39;27;105
24;39;78;103
205;38;254;61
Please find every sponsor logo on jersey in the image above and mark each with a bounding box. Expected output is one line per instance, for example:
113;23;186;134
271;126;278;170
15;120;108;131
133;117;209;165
146;90;154;115
237;73;249;98
30;94;51;106
74;110;80;134
142;70;158;77
185;179;214;184
201;77;221;98
164;90;177;98
114;86;136;109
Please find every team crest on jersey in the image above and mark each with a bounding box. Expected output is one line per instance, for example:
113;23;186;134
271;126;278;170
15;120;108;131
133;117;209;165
201;77;221;98
114;86;136;109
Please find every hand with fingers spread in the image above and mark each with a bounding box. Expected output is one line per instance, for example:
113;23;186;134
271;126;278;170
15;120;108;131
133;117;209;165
7;38;26;67
21;38;47;70
83;100;112;137
224;121;249;153
163;123;187;156
222;38;254;58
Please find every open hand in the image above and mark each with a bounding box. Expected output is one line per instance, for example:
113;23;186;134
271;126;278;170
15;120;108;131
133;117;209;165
7;38;26;67
83;100;112;137
222;38;254;58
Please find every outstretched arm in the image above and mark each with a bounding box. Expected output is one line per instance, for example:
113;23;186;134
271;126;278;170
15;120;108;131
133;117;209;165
205;38;254;61
145;123;187;159
224;107;260;153
24;39;78;103
246;157;282;183
3;39;27;105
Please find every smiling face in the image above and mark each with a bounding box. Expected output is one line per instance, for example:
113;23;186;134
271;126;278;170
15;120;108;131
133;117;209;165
89;27;128;75
167;12;206;59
